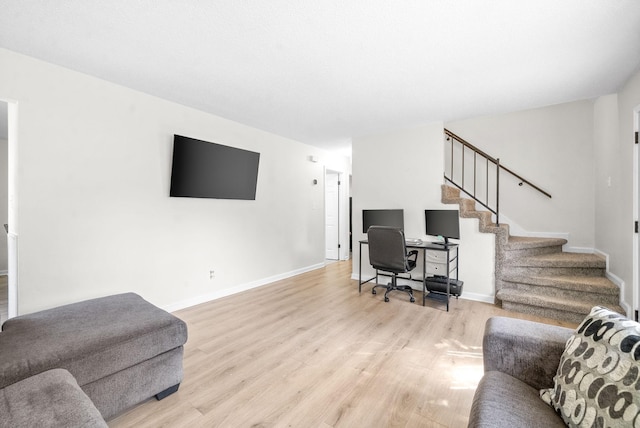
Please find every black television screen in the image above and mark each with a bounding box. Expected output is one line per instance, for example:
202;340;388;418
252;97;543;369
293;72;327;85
425;210;460;244
362;209;404;233
170;135;260;200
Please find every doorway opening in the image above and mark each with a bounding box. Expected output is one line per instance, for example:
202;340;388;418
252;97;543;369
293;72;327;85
324;169;352;262
325;170;340;261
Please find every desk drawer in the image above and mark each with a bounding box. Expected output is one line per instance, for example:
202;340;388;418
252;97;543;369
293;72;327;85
425;250;451;263
426;262;454;276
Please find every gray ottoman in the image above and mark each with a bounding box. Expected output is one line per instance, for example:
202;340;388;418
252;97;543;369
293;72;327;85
0;293;188;420
0;368;107;428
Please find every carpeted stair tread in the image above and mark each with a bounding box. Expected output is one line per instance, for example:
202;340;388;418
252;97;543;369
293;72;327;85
481;223;509;233
505;236;567;250
497;288;623;315
500;274;619;294
441;185;461;201
511;252;605;268
498;288;591;311
460;208;489;219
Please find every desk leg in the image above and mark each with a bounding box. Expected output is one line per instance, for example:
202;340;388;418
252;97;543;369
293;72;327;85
359;241;362;293
446;249;450;311
422;247;426;306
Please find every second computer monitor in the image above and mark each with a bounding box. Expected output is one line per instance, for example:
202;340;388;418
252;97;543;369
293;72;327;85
425;209;460;244
362;209;404;233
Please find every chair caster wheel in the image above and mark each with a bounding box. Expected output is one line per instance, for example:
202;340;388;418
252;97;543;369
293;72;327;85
410;297;415;303
384;297;389;302
372;289;377;295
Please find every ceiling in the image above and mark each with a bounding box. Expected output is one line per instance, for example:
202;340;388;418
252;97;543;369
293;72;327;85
1;1;640;154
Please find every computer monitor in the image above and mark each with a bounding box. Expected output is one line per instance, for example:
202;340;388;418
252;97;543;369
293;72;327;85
362;209;404;233
425;209;460;244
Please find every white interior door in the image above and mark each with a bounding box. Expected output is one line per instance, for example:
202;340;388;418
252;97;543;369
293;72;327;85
325;171;340;260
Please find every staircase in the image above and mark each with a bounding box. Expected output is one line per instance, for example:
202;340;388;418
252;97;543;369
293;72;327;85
442;184;623;324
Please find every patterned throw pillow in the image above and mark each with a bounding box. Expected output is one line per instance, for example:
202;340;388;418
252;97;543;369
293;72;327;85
540;306;640;427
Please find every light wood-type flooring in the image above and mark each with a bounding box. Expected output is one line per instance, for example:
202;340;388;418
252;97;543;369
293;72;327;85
109;260;575;428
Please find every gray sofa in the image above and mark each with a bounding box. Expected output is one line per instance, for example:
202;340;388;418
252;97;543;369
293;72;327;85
0;369;107;427
0;293;188;427
468;317;573;427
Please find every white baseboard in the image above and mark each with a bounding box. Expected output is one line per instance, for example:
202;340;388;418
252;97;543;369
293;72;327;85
563;246;595;254
604;269;631;317
163;262;326;313
459;292;495;304
0;270;7;276
593;249;632;318
350;273;495;304
594;249;611;272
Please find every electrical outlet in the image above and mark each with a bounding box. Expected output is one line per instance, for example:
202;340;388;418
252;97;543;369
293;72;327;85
209;270;215;279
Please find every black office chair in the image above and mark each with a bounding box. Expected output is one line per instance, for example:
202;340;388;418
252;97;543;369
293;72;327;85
367;226;418;303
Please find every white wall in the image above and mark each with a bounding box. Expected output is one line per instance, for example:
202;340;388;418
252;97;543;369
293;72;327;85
0;137;7;272
351;123;495;302
445;100;595;249
0;48;351;315
596;69;640;311
593;93;621;275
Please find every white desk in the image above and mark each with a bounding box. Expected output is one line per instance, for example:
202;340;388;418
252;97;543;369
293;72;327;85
358;240;459;310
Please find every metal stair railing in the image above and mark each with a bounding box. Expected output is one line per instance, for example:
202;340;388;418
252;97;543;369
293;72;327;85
444;129;551;225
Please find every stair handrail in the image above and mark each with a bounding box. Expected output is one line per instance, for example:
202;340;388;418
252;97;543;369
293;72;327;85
444;128;552;225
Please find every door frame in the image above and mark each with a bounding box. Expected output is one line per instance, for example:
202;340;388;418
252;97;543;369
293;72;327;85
633;105;639;320
3;98;18;319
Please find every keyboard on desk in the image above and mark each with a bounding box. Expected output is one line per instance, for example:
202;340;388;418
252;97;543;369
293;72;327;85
405;238;423;245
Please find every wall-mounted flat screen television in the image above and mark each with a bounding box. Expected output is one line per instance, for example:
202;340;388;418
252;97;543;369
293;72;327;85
425;209;460;244
170;135;260;200
362;209;404;233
